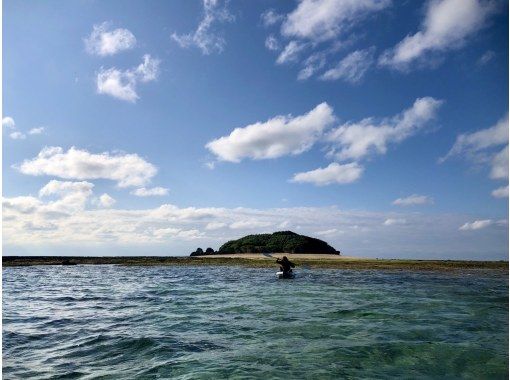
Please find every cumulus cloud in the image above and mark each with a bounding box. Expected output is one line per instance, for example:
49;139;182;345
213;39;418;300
459;219;493;231
96;54;160;102
327;97;443;161
276;41;307;64
28;127;45;135
2;116;15;129
320;47;375;83
16;146;157;188
98;193;116;208
291;162;363;186
84;22;136;56
206;102;335;162
261;9;284;27
171;0;234;55
379;0;497;70
9;131;26;140
39;180;95;214
131;187;169;197
393;194;434;206
492;185;508;198
440;114;508;181
281;0;391;42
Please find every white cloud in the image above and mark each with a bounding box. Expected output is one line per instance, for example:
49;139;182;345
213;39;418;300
383;218;407;226
379;0;496;70
261;9;284;27
3;194;507;259
153;228;204;240
205;221;227;230
276;41;307;64
327;97;443;161
478;50;496;65
16;146;157;188
490;145;508;180
441;114;508;161
206;102;335;162
298;52;326;80
98;193;116;208
265;35;280;51
316;228;341;236
320;47;375;83
131;187;169;197
459;219;493;231
440;114;508;180
281;0;391;42
96;54;160;102
393;194;434;206
171;0;234;55
84;22;136;56
39;180;95;213
492;185;508;198
9;131;26;140
2;116;15;129
28;127;45;135
229;220;273;230
291;162;363;186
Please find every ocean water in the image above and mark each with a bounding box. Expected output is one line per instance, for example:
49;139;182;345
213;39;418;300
3;265;508;379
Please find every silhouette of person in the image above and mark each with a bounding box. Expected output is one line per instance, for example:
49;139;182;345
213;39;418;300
276;256;295;275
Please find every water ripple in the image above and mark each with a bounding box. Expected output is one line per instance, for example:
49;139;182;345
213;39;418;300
3;265;508;379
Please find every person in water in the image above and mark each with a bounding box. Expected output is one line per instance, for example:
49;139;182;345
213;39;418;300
276;256;295;275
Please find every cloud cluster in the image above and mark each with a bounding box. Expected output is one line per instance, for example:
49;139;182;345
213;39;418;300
393;194;434;206
208;98;442;186
379;0;496;70
281;0;390;42
97;54;160;102
4;185;507;259
16;146;158;188
3;116;45;140
84;22;136;56
441;114;508;195
264;0;500;81
263;0;390;81
206;102;335;162
326;97;443;161
171;0;234;55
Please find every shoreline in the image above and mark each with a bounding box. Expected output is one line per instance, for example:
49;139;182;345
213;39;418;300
2;255;508;271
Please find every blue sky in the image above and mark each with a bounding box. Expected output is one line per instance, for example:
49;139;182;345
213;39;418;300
3;0;509;258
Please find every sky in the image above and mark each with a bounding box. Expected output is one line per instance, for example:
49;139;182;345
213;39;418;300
3;0;509;259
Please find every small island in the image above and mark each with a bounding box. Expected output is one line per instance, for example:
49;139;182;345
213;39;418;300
190;231;340;256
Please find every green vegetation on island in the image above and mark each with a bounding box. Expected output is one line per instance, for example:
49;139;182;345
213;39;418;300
190;231;340;256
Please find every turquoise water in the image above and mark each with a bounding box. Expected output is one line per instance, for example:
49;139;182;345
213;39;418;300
3;265;508;379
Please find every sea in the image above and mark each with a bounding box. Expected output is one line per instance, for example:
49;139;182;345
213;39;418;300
3;265;508;379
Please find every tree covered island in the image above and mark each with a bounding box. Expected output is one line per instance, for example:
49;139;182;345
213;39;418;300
190;231;340;256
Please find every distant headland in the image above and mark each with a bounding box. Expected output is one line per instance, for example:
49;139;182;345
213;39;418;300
190;231;340;256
